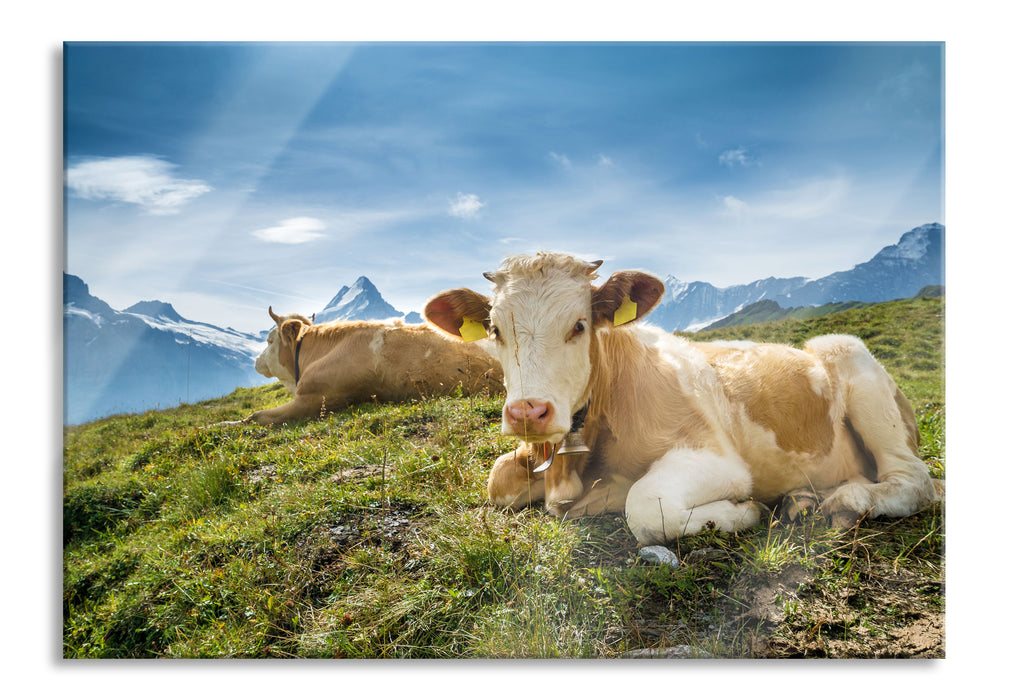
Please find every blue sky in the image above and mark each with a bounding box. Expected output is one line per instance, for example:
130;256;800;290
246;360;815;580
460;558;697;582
64;42;943;333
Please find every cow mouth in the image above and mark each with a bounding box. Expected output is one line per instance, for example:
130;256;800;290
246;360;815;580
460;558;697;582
502;424;570;444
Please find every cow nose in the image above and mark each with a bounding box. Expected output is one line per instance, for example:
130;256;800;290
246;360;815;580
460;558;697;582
505;399;554;434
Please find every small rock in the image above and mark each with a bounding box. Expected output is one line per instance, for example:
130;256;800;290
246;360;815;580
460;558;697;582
638;545;679;567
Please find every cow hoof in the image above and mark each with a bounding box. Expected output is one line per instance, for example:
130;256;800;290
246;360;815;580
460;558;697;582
829;510;862;530
780;490;818;522
545;499;575;518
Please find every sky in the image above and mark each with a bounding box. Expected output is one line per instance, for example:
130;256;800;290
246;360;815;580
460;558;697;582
63;41;944;334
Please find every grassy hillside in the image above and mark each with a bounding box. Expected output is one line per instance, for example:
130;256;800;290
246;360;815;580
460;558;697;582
702;299;871;330
63;295;944;658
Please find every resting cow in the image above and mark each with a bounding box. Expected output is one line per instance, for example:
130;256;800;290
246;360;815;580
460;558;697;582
238;307;503;425
425;253;941;544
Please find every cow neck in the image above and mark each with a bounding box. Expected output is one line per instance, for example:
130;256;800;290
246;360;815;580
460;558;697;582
294;335;304;386
584;326;611;427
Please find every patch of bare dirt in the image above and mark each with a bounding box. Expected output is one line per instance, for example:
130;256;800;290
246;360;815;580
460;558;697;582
292;502;429;602
730;556;945;658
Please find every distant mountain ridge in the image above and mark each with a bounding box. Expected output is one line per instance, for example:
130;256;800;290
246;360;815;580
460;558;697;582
700;284;945;331
649;223;944;330
63;274;269;425
64;274;421;424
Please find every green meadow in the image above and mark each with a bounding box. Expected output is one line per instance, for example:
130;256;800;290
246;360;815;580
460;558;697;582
63;294;944;658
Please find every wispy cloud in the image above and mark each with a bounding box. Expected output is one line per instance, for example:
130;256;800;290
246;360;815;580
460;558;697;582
720;175;851;222
718;147;753;168
549;151;572;169
597;154;614;167
722;195;749;217
66;155;212;215
251;217;327;244
449;192;485;219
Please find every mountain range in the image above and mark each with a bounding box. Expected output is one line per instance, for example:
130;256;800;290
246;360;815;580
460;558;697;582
63;222;944;424
649;222;944;330
63;274;271;425
63;273;423;424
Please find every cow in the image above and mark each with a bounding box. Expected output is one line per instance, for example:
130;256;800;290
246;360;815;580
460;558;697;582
235;307;503;425
424;252;941;545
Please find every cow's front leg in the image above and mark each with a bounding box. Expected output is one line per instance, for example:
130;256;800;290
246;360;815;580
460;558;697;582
624;448;761;544
247;392;329;425
544;451;589;517
488;443;545;510
562;474;633;519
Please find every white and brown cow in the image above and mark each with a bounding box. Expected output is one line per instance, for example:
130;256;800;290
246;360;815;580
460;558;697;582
238;307;502;425
425;253;941;544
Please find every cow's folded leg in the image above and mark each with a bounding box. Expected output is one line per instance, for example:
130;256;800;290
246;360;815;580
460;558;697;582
543;452;589;517
814;339;940;522
247;392;329;425
488;444;545;510
624;448;759;544
561;474;633;519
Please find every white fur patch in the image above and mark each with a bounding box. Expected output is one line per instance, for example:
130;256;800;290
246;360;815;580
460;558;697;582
368;328;387;356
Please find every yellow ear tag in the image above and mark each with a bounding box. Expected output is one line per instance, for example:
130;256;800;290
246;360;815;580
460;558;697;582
613;295;637;326
459;317;489;342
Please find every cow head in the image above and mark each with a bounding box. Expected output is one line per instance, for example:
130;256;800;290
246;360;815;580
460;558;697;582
255;307;314;391
425;253;664;444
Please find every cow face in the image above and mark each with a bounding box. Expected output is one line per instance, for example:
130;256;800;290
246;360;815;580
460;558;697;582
426;253;664;444
254;307;312;392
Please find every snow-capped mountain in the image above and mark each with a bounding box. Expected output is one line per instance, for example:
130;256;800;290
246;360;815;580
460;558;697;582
313;276;409;323
649;275;809;331
648;223;944;331
63;274;269;425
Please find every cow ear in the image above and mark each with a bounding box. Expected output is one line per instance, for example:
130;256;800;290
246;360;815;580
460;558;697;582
425;288;492;340
591;271;665;327
280;319;304;346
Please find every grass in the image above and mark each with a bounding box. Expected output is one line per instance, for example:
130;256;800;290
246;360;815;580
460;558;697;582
63;295;944;658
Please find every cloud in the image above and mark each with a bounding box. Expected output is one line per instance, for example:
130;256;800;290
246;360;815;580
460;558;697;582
597;154;614;167
719;176;850;222
66;155;211;214
449;192;485;219
722;195;749;216
251;217;327;244
718;147;753;168
549;152;572;169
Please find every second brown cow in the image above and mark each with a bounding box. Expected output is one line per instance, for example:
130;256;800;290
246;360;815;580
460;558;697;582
239;307;502;425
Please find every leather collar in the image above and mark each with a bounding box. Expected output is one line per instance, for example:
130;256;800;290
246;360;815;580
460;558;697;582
294;336;304;385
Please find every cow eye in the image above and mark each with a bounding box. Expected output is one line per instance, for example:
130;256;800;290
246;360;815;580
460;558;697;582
568;319;587;341
489;325;502;341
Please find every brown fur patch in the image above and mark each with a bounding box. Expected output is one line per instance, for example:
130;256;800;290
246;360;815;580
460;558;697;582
702;343;835;456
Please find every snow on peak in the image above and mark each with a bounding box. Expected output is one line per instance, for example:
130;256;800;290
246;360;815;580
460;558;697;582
663;275;690;302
